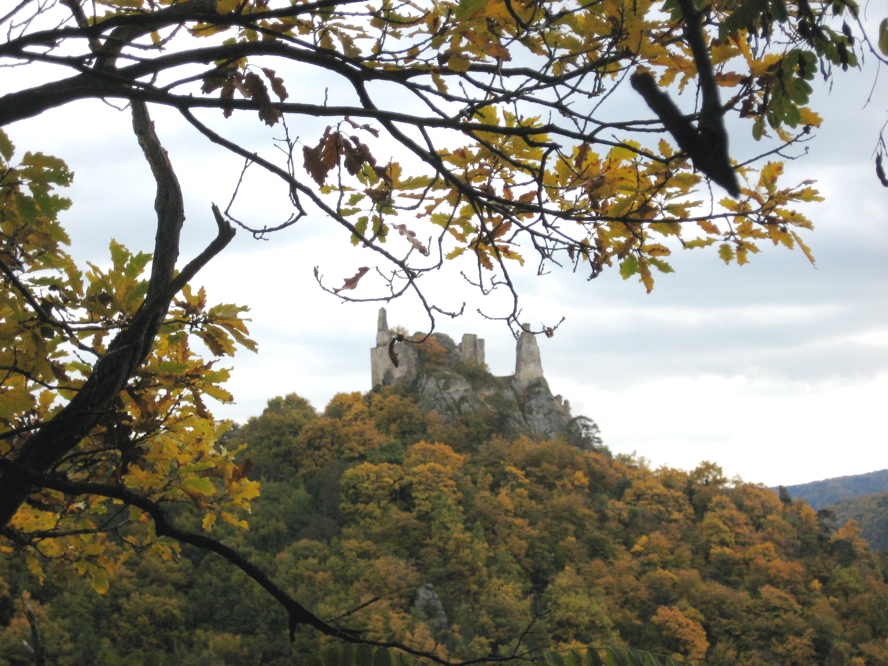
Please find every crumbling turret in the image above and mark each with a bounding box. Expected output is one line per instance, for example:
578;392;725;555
515;326;544;385
370;307;418;387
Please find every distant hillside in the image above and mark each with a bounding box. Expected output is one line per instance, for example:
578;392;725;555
826;490;888;552
775;469;888;510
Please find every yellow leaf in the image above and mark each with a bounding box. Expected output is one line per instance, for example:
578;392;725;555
643;244;671;257
202;513;217;531
797;107;823;127
639;260;654;293
790;231;816;265
447;56;472;72
90;567;110;594
183;476;216;495
221;511;249;529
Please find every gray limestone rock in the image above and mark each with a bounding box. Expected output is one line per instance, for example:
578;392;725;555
413;583;448;633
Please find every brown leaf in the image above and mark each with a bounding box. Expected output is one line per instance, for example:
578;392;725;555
342;136;376;176
575;142;591;169
877;153;888;188
231;458;254;482
302;145;325;186
261;67;288;101
243;71;280;126
393;223;430;256
320;130;343;170
333;266;370;293
302;130;343;186
344;116;380;137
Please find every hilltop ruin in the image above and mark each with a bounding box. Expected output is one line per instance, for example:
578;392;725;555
370;308;592;443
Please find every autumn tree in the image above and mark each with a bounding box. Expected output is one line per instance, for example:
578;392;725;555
1;0;887;661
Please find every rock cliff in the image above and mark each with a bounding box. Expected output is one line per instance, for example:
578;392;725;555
370;309;598;446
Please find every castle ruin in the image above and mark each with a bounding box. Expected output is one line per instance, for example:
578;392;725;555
370;308;575;440
370;307;545;389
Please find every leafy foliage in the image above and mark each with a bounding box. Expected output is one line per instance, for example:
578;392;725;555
826;492;888;553
0;130;258;589
2;0;882;310
1;0;886;659
4;389;887;664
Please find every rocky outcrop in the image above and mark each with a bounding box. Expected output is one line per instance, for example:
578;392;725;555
413;583;448;634
370;310;576;440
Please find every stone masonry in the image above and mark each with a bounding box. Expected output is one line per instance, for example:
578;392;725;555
370;308;547;389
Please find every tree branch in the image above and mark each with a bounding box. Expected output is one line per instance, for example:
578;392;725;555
631;0;740;197
0;102;232;530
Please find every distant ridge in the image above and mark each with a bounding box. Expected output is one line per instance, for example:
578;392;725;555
828;491;888;552
774;469;888;510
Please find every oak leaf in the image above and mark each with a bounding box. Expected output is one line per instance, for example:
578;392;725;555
333;266;370;293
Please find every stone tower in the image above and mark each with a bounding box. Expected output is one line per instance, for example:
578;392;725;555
515;326;544;384
370;307;418;387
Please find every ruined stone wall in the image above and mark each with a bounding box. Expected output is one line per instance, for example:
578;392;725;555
370;308;417;387
514;327;544;384
457;334;485;366
372;310;547;387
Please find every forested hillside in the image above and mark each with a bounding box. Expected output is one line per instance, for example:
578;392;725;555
778;470;888;510
825;492;888;554
2;375;887;665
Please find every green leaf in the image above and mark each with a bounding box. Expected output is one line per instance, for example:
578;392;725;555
447;55;472;72
455;0;487;19
718;242;735;264
586;649;604;666
372;647;394;666
545;652;566;666
719;0;768;38
0;129;14;161
182;476;216;495
108;239;129;270
619;254;639;279
354;645;374;665
752;116;765;141
879;18;888;56
648;257;675;274
604;648;629;666
769;0;788;23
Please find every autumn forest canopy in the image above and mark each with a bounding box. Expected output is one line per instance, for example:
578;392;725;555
3;382;888;664
1;0;887;662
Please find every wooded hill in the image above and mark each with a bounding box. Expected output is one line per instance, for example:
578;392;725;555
777;470;888;511
825;492;888;554
775;470;888;554
2;371;887;664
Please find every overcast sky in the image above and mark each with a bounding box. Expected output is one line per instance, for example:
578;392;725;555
4;35;887;488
